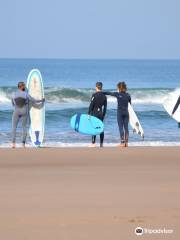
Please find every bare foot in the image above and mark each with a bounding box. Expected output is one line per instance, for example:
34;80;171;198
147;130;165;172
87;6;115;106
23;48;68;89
88;143;96;148
22;143;26;148
12;143;16;149
125;143;128;147
117;143;126;148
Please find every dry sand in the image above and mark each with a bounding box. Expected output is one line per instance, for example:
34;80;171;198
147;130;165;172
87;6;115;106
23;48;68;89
0;147;180;240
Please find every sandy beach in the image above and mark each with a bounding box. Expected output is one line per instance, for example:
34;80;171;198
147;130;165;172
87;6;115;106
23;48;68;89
0;147;179;239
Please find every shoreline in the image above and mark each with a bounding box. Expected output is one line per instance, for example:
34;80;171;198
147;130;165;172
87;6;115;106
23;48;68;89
1;141;180;148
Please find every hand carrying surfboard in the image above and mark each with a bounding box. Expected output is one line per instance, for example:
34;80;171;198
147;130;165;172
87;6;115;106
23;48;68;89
27;69;45;147
70;113;104;135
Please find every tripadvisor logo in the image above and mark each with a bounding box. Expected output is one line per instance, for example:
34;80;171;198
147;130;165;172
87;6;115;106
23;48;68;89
135;227;143;236
135;226;174;236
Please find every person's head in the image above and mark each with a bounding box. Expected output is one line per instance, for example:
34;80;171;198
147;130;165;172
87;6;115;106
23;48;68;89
18;82;26;91
117;81;127;93
96;82;103;92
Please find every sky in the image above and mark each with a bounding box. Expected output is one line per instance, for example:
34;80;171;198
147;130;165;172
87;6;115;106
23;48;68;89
0;0;180;59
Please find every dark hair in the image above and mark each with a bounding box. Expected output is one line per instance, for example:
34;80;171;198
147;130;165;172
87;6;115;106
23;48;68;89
96;82;103;90
117;81;127;92
18;82;25;88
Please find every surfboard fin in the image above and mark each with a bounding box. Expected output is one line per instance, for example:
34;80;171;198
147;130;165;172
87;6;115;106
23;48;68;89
75;113;81;132
34;131;41;146
135;122;139;127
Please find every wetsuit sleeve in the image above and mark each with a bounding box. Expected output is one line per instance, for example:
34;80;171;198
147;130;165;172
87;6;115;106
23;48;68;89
11;93;15;106
172;96;180;115
88;94;95;115
103;92;118;98
27;93;44;104
128;94;131;104
103;97;107;117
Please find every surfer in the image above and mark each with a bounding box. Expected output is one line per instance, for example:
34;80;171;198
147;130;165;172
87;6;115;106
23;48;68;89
103;82;131;147
88;82;107;147
11;82;45;148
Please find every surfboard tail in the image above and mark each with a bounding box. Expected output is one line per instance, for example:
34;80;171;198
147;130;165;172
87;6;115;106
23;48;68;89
34;131;41;146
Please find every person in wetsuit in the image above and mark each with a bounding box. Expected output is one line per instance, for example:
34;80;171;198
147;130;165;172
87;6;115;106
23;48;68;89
11;82;45;148
103;82;131;147
172;96;180;128
88;82;107;147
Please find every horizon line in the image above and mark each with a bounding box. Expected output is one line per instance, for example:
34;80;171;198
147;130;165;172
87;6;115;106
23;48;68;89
0;57;180;61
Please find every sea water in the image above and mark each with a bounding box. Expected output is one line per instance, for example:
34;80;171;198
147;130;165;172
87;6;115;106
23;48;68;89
0;59;180;147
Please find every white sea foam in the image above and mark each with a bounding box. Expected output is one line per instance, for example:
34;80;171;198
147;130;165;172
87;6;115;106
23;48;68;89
0;91;11;104
1;141;180;148
0;87;179;107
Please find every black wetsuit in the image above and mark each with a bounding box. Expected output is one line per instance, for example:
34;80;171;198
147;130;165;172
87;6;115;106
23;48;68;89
103;91;131;143
88;91;107;147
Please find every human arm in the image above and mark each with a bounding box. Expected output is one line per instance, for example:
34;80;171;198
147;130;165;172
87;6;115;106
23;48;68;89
103;97;107;118
88;94;95;116
11;93;15;106
103;91;118;98
172;96;180;115
27;93;45;104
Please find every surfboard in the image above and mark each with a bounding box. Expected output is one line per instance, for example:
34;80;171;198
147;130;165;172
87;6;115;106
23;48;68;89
70;113;104;135
163;92;180;122
27;69;45;147
128;103;144;139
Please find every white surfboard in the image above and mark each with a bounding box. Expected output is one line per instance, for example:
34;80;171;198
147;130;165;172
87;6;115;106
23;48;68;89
128;103;144;139
163;91;180;122
27;69;45;147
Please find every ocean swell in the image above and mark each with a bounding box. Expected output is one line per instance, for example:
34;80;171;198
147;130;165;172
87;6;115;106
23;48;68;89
0;87;179;106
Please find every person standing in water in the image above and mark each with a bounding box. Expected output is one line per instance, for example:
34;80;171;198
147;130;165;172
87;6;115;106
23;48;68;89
88;82;107;147
11;82;45;148
104;82;131;147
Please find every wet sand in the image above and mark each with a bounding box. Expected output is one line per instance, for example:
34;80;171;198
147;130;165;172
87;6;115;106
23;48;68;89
0;147;180;239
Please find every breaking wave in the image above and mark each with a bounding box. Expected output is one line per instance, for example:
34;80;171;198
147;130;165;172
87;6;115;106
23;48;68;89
0;86;179;106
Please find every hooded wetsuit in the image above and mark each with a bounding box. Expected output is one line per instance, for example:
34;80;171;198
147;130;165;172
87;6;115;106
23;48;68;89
103;91;131;144
88;91;107;147
11;89;44;144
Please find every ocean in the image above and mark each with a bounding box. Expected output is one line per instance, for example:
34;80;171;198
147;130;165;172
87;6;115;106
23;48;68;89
0;59;180;147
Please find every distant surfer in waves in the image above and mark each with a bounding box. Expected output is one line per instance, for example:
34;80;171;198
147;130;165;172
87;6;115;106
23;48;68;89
88;82;107;147
172;96;180;128
11;82;45;148
103;82;131;147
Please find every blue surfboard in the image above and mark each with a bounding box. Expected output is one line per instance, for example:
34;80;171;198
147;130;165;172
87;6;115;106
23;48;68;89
70;114;104;135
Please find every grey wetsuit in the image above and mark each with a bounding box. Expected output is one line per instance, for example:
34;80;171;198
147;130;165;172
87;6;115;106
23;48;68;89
12;90;43;144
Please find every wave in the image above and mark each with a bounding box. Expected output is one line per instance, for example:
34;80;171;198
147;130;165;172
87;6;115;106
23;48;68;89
0;86;179;106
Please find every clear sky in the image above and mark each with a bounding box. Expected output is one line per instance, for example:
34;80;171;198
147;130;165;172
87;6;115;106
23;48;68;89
1;0;180;59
